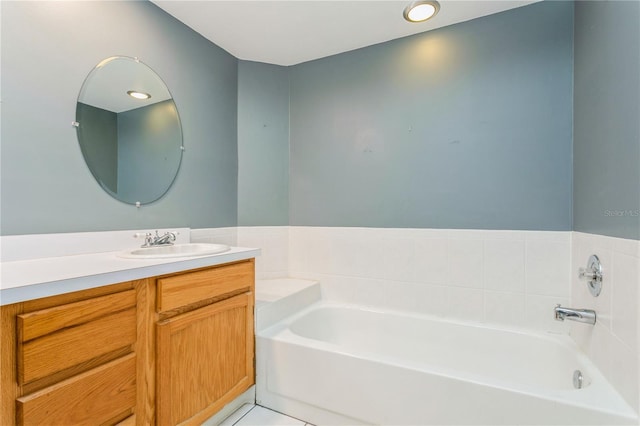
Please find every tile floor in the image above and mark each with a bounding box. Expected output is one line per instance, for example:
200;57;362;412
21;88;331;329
220;404;312;426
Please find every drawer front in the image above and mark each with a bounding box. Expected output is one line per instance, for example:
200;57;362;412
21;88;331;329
17;354;136;426
157;260;253;313
17;290;136;385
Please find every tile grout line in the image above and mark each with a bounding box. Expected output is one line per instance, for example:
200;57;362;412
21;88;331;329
231;404;256;425
255;404;309;425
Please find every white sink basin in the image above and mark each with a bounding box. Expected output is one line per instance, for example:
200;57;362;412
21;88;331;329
118;243;231;259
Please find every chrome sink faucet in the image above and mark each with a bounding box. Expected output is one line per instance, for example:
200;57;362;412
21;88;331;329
554;304;596;325
141;230;177;248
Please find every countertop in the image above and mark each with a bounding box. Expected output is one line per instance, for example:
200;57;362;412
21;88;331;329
0;246;260;306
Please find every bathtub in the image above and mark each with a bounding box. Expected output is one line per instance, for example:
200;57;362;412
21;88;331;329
256;303;638;425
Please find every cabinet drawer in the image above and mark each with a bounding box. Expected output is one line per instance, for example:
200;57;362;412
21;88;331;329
17;290;136;385
17;354;136;426
157;260;253;313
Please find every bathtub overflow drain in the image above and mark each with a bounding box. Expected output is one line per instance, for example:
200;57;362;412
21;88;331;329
573;370;583;389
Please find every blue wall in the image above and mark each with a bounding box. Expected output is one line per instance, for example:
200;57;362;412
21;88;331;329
75;102;118;194
573;0;640;240
117;99;182;204
1;1;238;235
7;1;636;239
288;1;574;230
237;61;290;226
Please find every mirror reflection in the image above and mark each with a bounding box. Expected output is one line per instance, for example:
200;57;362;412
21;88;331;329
75;56;183;205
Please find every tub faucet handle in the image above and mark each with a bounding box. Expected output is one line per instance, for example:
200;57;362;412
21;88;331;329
578;255;603;297
579;267;601;281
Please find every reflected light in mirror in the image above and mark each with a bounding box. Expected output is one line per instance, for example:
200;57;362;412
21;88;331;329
127;90;151;100
403;1;440;23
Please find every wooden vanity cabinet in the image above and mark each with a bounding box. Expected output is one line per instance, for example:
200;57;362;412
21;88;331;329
1;258;256;426
155;260;255;426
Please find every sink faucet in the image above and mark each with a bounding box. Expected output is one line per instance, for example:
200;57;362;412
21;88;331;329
141;230;177;248
554;304;596;325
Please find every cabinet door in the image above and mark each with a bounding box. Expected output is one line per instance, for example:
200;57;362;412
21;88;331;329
156;292;254;426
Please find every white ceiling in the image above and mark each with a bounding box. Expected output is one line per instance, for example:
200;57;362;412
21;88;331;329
151;0;539;66
80;57;172;113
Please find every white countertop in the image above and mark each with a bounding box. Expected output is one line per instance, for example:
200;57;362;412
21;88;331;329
0;246;260;306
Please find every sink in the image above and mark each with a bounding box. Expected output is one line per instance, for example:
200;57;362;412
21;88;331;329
118;243;231;259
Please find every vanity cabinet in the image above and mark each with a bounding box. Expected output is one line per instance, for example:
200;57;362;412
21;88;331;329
0;258;255;426
155;261;255;426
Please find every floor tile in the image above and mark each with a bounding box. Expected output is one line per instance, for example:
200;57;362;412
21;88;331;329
234;405;305;426
218;403;255;426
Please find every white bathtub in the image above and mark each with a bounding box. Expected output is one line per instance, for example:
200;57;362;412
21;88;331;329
256;303;638;425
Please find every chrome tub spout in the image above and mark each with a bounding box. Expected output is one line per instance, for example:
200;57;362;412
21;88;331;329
554;305;596;325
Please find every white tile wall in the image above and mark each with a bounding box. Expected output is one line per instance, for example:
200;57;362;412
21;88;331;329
526;239;571;297
190;227;237;247
483;239;525;293
571;232;640;414
484;291;526;327
237;227;289;279
286;226;572;333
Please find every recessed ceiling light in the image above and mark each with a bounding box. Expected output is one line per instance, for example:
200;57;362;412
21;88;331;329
127;90;151;100
403;1;440;23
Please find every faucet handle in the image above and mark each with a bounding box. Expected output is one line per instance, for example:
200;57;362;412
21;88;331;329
134;232;154;247
579;267;600;281
578;255;603;297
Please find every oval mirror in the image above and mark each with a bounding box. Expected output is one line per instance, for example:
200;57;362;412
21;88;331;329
75;56;183;205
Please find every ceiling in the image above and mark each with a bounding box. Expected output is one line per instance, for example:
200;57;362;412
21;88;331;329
151;0;539;66
80;57;172;113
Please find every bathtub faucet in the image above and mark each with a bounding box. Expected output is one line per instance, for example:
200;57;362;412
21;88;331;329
554;304;596;325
